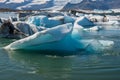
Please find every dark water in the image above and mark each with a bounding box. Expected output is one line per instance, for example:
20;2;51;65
0;30;120;80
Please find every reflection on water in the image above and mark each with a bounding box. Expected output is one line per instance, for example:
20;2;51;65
4;49;120;80
0;38;16;47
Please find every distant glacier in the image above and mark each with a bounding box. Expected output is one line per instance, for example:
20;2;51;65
0;0;82;10
0;0;119;10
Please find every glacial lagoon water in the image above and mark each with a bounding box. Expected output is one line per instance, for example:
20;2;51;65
0;29;120;80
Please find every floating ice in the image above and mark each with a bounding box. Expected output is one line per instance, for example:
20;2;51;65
26;15;48;27
47;16;64;28
71;28;114;52
94;21;120;26
4;23;114;52
75;16;95;27
78;39;114;52
26;15;75;28
74;17;100;31
64;16;75;24
83;26;100;31
4;23;74;51
13;22;41;36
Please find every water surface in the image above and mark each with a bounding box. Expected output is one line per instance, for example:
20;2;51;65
0;30;120;80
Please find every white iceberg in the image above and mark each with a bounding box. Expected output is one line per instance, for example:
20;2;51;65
90;15;120;29
83;26;101;31
94;21;120;30
94;21;119;26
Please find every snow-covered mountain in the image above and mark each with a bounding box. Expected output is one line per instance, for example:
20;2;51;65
0;0;119;10
0;0;82;10
63;0;120;10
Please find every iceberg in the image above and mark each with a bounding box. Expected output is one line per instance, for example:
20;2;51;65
4;23;114;52
26;15;75;28
75;16;95;27
83;26;101;31
94;21;120;29
71;28;114;52
26;15;49;27
47;16;75;27
90;15;120;29
47;16;64;28
4;23;75;51
74;17;100;31
78;39;114;52
94;20;119;26
13;22;40;36
26;15;63;28
64;16;75;24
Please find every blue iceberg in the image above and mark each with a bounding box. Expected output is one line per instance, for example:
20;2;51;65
27;15;64;28
64;16;75;24
26;15;75;28
75;16;95;27
26;15;48;27
4;23;114;52
74;17;100;31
